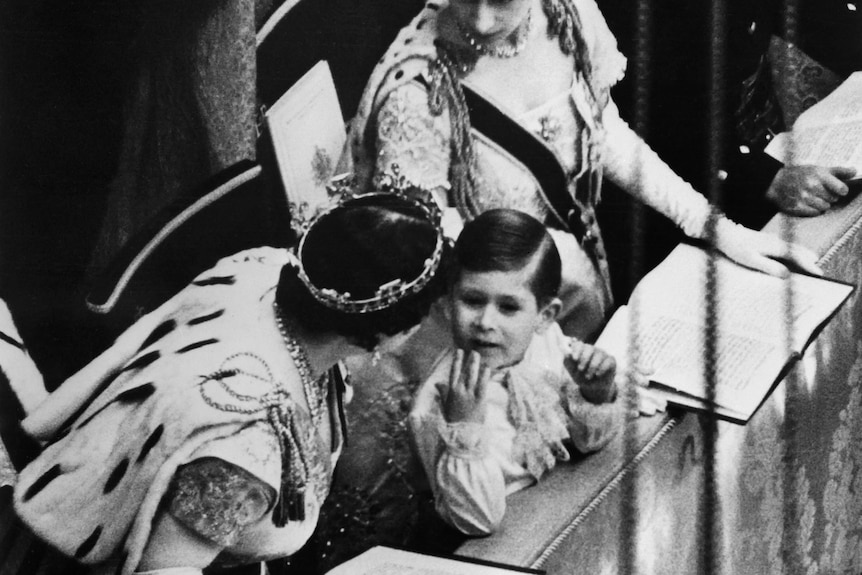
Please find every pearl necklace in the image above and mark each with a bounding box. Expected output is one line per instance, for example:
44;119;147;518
457;7;532;59
274;302;325;427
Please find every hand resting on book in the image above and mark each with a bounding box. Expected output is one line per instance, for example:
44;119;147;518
713;217;823;277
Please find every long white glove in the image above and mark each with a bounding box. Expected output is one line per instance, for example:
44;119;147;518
713;216;823;277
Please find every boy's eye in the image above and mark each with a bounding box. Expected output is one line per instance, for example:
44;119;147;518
498;302;521;315
459;294;485;308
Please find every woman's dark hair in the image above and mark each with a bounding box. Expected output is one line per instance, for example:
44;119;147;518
277;193;450;349
454;209;561;304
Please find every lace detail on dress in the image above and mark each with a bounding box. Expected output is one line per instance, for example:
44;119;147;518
167;457;276;546
569;0;626;91
503;366;571;481
376;83;452;193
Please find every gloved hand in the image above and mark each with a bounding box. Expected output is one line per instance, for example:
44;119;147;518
712;216;822;277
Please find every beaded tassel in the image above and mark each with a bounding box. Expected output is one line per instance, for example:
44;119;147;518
270;403;309;526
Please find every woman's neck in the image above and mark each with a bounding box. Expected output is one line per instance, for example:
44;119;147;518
439;1;574;115
288;321;364;380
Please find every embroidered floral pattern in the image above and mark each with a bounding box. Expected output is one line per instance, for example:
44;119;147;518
768;35;844;128
168;458;275;546
376;84;452;193
731;226;862;574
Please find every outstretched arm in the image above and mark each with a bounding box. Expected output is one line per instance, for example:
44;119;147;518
601;102;821;276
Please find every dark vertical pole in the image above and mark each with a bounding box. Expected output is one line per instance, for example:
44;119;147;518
621;0;652;573
703;0;726;573
779;1;801;571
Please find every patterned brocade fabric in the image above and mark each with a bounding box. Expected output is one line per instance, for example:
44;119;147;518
374;80;562;226
768;35;844;128
167;457;275;547
376;83;452;195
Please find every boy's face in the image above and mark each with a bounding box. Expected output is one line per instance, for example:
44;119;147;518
449;258;559;371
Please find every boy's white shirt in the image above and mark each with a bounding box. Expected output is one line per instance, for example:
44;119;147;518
408;322;622;536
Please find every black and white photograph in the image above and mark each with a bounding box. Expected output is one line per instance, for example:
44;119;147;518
1;1;862;573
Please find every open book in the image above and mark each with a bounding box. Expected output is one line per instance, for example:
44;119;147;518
260;60;346;223
765;71;862;175
596;243;854;424
325;546;544;575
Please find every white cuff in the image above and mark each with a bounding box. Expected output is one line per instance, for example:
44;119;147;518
437;420;488;458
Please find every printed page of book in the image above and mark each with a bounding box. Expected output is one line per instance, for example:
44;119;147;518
596;244;853;417
597;305;787;417
765;122;862;171
325;546;542;575
793;72;862;129
265;60;346;220
765;72;862;170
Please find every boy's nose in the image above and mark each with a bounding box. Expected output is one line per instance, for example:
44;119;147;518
474;306;496;330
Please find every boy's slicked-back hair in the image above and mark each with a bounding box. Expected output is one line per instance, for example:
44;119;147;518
454;209;561;304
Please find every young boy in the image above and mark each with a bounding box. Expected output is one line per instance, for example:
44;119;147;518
409;208;630;536
295;208;661;571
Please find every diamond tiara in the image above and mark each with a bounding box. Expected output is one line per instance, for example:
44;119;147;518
294;169;446;314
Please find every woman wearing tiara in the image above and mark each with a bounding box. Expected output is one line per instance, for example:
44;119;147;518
10;191;450;575
348;0;822;342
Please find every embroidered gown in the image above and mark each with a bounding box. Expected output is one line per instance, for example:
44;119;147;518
13;248;342;575
349;0;715;341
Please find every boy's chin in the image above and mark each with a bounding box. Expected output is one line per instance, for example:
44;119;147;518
473;349;520;372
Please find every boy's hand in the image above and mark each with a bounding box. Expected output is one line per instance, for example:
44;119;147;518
439;349;490;424
615;364;667;416
566;339;617;404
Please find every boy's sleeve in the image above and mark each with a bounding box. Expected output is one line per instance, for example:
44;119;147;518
409;372;507;536
552;329;623;454
562;384;622;453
